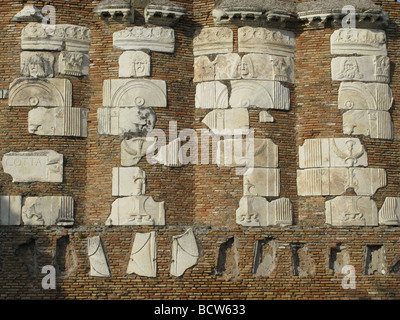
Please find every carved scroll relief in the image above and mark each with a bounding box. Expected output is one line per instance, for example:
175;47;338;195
103;79;167;108
9;78;72;108
22;196;74;226
88;236;111;277
127;231;157;277
330;28;387;56
170;229;199;277
378;197;400;226
21;23;91;52
236;197;292;227
113;26;175;53
325;196;378;227
238;26;296;58
0;196;22;226
2;150;63;183
331;56;390;83
193;27;233;56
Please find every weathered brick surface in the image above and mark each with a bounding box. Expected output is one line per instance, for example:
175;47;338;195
0;0;398;300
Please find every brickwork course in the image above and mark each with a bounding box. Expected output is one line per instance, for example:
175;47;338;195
0;0;399;300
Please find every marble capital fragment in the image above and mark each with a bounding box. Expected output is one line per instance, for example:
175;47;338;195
58;51;90;77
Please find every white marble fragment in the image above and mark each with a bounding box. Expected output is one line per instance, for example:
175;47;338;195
338;82;393;111
21;23;91;52
325;196;378;227
121;137;157;166
58;51;90;76
12;5;44;22
331;56;390;83
214;53;242;81
230;80;290;110
21;52;55;78
28;107;89;137
97;107;156;135
127;231;157;277
112;167;146;196
9;78;72;108
202;108;249;135
106;196;165;226
243;168;280;197
193;56;215;82
236;197;293;227
88;236;111;277
193;27;233;56
259;111;274;123
170;229;199;277
330;28;387;56
113;26;175;53
378;197;400;226
103;79;167;108
119;51;151;78
0;196;22;226
297;168;387;196
153;138;183;167
22;196;74;226
195;81;229;109
343;110;393;140
217;138;278;168
238;26;296;58
299;138;368;169
2;150;63;183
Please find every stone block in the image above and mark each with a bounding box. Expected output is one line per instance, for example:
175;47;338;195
202;108;249;135
299;138;368;168
87;236;111;277
119;51;151;78
103;79;167;108
330;28;387;56
195;81;229;109
378;197;400;226
144;3;186;26
170;229;199;277
58;51;90;77
127;231;157;277
12;5;44;22
193;27;233;56
112;167;146;196
106;196;165;226
259;111;274;123
121;137;157;166
214;53;242;81
21;52;55;78
325;196;378;227
0;196;22;226
243;168;280;197
2;150;63;183
113;26;175;53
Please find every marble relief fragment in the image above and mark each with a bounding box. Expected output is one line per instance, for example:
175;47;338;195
193;27;233;56
202;108;249;135
112;167;146;197
378;197;400;226
195;81;228;109
243;168;280;197
0;196;22;226
127;231;157;277
170;229;199;277
119;51;151;78
121;137;158;166
88;236;111;277
58;51;90;76
21;52;55;78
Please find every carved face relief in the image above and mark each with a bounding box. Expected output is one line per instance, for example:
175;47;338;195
22;54;50;78
338;59;363;80
137;107;156;133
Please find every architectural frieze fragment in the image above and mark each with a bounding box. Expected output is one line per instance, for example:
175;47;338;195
193;27;233;56
58;51;90;76
243;168;280;197
202;108;249;135
378;197;400;226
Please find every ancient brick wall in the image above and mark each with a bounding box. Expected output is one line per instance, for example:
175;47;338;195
0;0;399;300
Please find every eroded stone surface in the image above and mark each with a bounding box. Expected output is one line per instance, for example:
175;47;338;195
193;27;233;56
21;52;55;78
170;228;199;277
88;236;111;277
202;108;249;135
112;167;146;196
2;150;63;183
243;168;280;197
0;196;22;226
195;81;229;109
127;231;157;277
106;196;165;226
325;196;378;227
121;137;158;166
119;51;151;78
12;5;44;22
378;197;400;226
58;52;90;76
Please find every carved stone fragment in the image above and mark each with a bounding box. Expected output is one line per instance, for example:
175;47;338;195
28;107;89;137
2;150;63;183
0;196;22;226
299;138;368;169
259;111;274;123
193;56;215;82
9;78;72;108
127;231;157;277
112;167;146;196
243;168;280;197
238;26;296;58
214;53;242;81
342;110;393;140
103;79;167;108
113;26;175;53
230;80;290;110
21;52;55;78
58;52;90;76
21;23;91;52
153;138;183;167
378;197;400;226
338;82;393;111
12;5;44;22
170;228;199;277
87;236;111;277
106;196;165;226
193;27;233;56
236;197;292;227
97;106;156;135
121;137;157;166
331;56;390;83
94;0;133;22
195;81;229;109
145;3;186;26
330;28;387;56
297;168;387;196
217;138;278;168
325;196;378;227
202;108;249;135
119;51;151;78
22;196;74;226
